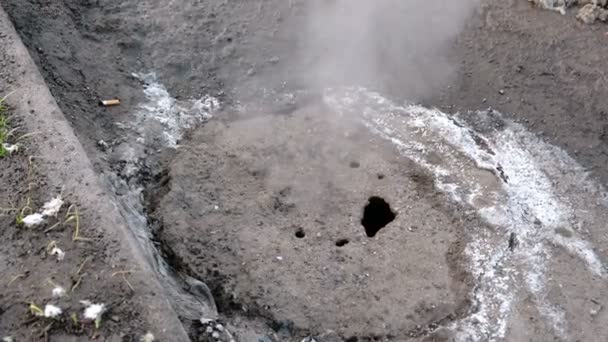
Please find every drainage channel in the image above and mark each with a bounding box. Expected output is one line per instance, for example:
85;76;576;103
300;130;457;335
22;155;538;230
101;73;228;339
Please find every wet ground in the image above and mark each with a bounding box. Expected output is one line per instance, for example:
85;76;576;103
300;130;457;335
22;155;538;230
1;0;608;341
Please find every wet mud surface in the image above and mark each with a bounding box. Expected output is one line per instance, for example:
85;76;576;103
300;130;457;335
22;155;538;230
2;0;608;341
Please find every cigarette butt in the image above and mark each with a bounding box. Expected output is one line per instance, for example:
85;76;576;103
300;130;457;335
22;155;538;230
99;99;120;107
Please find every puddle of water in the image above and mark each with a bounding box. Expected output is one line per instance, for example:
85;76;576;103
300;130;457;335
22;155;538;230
325;87;608;341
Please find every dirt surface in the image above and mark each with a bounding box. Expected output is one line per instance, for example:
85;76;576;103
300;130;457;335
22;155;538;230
2;0;608;341
0;8;189;340
0;120;147;341
155;108;476;340
434;0;608;186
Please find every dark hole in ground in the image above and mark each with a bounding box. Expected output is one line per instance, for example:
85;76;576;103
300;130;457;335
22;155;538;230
336;239;349;247
361;196;396;237
350;161;360;168
295;228;305;238
377;173;385;180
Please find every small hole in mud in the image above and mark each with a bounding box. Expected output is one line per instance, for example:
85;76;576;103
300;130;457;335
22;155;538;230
335;239;349;247
361;196;396;238
345;337;358;342
377;173;385;180
295;228;305;239
350;161;360;168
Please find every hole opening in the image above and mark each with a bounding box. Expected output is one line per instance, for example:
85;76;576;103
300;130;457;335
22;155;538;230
361;196;396;238
295;228;305;239
335;239;349;247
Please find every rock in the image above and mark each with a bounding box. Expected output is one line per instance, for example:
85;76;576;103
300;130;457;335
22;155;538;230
577;4;608;24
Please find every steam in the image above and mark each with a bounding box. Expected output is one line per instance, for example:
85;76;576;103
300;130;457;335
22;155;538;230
298;0;480;99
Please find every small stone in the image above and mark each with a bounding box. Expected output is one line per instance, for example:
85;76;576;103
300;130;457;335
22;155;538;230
97;140;109;151
212;332;220;339
498;89;505;95
110;315;120;322
269;56;280;64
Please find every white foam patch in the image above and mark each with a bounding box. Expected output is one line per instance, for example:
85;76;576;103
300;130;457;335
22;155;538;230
130;73;219;147
325;87;608;341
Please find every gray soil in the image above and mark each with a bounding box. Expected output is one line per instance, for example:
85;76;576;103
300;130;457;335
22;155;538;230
154;108;476;340
2;0;608;341
435;0;608;186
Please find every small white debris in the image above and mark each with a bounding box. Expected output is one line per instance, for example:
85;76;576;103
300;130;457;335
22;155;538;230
97;139;109;150
2;143;19;154
22;213;44;227
41;196;64;217
44;304;62;318
83;302;106;321
215;324;224;331
50;247;65;261
140;332;155;342
276;256;283;261
3;336;14;342
205;326;214;334
200;318;214;324
211;332;220;339
52;286;66;298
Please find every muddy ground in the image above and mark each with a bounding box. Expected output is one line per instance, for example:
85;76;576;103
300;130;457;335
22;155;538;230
1;0;608;341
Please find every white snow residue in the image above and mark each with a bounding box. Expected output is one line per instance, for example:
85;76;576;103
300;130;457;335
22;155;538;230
129;73;219;147
50;247;65;261
43;304;62;318
22;213;44;227
52;286;66;298
41;196;64;217
82;302;106;321
325;87;608;341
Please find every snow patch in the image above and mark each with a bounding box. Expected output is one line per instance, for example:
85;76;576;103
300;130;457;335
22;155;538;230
22;213;44;227
81;302;106;321
41;196;64;217
43;304;62;318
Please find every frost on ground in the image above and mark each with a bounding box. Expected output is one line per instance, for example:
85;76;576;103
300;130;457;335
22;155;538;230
325;88;608;341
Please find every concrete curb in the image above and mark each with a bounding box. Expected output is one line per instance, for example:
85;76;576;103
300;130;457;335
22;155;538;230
0;5;190;341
